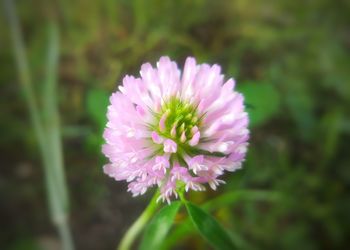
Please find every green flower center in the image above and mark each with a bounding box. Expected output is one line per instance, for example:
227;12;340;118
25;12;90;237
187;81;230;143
148;97;226;161
155;97;202;143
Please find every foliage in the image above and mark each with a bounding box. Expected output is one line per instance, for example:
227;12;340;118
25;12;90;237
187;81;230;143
139;201;181;250
184;202;236;250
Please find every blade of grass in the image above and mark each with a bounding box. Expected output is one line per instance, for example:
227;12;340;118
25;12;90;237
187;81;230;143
43;21;73;250
43;21;69;211
4;1;74;249
3;0;46;149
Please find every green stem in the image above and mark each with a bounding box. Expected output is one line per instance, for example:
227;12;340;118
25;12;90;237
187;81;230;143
118;190;160;250
178;189;187;204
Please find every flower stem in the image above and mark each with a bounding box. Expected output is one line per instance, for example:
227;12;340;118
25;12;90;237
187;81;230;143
117;190;160;250
178;188;187;204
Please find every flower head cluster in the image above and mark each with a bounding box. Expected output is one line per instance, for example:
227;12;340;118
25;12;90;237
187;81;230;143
103;56;249;203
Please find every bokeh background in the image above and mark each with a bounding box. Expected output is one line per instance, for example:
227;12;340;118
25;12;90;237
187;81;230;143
1;0;350;249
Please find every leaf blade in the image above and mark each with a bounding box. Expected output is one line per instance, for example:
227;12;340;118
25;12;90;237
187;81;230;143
185;202;236;250
139;201;181;250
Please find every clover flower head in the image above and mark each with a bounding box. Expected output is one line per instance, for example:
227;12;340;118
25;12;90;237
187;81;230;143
102;56;249;203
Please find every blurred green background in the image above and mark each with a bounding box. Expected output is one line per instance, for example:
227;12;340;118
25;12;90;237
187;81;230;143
1;0;350;249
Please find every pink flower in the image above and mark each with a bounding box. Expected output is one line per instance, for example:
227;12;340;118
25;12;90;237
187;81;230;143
102;56;249;203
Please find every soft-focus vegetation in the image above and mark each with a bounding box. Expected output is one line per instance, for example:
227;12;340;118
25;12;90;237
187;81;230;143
1;0;349;249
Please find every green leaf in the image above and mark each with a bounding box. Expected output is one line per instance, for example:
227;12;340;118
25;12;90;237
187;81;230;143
86;89;109;130
162;190;280;250
160;220;194;250
185;202;236;250
238;82;280;127
139;201;181;250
